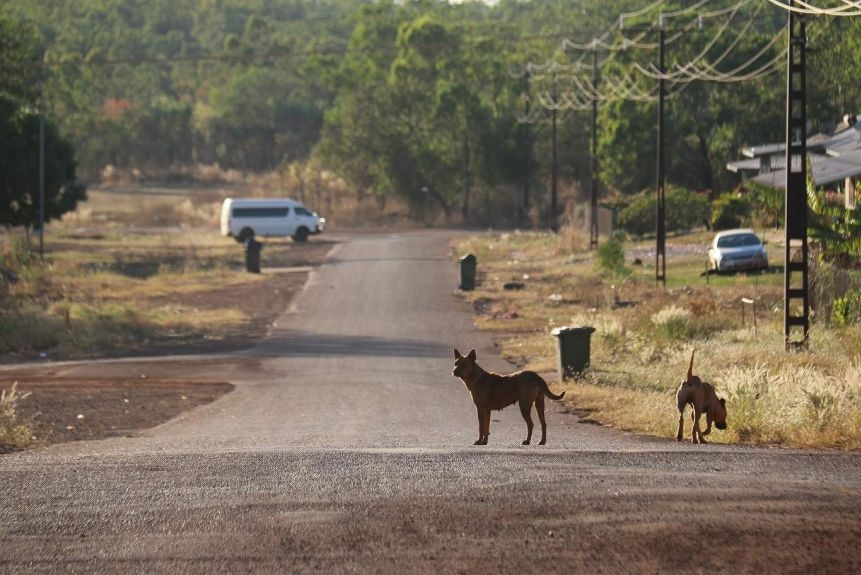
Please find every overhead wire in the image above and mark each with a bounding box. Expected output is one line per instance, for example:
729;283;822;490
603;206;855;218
766;0;861;16
631;0;763;80
520;0;796;115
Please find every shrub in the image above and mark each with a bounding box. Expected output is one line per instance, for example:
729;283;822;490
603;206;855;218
618;187;709;236
711;192;752;230
833;291;861;326
595;237;626;276
0;382;33;450
650;305;691;340
665;187;710;232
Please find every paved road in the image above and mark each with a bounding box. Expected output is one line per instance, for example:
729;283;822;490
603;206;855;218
1;231;860;573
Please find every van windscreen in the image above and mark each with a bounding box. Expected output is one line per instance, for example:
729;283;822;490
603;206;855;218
233;207;290;218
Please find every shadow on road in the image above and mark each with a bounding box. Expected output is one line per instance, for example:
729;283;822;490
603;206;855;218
250;331;450;358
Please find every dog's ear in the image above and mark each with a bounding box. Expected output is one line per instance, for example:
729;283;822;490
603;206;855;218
467;349;477;361
454;348;462;359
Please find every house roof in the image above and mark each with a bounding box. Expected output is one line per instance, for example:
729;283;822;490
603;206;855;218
751;149;861;189
736;115;861;189
741;120;861;159
726;158;760;173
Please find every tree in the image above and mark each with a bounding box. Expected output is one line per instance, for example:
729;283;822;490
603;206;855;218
0;15;86;233
0;97;87;232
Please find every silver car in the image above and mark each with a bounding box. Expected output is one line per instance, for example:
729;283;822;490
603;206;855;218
708;229;768;272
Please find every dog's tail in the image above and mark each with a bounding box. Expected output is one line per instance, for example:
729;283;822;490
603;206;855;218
685;350;695;385
535;373;565;400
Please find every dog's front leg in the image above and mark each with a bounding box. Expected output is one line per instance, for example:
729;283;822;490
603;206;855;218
703;412;713;436
691;408;702;444
479;408;490;445
474;408;485;445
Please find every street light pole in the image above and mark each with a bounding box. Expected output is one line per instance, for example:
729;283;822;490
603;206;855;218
39;104;46;259
655;28;667;287
590;45;600;250
523;70;532;220
550;73;558;232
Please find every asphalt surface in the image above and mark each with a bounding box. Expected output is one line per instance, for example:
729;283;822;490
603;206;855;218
1;230;860;574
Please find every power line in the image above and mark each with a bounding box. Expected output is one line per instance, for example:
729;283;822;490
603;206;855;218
0;30;577;71
767;0;861;16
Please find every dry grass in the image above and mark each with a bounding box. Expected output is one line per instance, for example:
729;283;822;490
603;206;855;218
0;382;34;451
0;183;331;359
455;229;861;449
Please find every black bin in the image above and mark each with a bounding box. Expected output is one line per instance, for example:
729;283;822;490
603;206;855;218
244;238;262;273
552;326;596;380
460;254;476;290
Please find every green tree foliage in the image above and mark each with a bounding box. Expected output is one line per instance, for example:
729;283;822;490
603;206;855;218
807;178;861;261
0;17;86;231
2;0;860;227
0;97;87;230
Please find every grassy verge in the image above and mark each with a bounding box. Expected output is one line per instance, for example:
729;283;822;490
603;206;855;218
1;186;333;361
454;230;861;449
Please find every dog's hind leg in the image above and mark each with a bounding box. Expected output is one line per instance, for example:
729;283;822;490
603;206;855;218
519;399;534;445
676;406;685;441
474;408;485;445
536;394;547;445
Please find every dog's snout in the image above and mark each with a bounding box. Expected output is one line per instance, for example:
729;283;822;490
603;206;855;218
716;421;727;430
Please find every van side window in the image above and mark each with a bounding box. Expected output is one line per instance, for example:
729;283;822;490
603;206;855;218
294;207;312;216
233;207;290;218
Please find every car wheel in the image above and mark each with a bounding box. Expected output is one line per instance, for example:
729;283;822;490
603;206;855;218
293;227;309;243
237;227;255;243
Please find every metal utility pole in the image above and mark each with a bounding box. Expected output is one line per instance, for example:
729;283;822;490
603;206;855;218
655;28;667;286
550;73;559;232
783;4;809;350
589;46;600;250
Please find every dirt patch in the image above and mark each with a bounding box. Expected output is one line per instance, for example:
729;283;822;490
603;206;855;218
1;378;232;453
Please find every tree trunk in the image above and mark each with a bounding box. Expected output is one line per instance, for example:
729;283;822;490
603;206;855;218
698;133;715;198
461;131;471;221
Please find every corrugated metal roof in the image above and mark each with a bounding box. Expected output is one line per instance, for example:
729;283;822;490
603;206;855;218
751;149;861;189
825;125;861;156
726;158;760;173
740;121;860;159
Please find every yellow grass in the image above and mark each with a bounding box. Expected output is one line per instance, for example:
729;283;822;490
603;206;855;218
0;382;34;450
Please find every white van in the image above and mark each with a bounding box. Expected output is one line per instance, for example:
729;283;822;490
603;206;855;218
220;198;325;243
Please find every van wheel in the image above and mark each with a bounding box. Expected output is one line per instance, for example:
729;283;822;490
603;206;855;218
293;227;309;243
238;227;255;243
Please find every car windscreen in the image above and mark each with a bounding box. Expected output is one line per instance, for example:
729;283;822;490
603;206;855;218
716;233;760;248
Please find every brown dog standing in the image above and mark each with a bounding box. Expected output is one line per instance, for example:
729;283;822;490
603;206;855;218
676;351;727;444
452;348;565;446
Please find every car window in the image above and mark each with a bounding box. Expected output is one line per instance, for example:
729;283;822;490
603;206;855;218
716;233;760;248
294;207;313;217
233;207;290;218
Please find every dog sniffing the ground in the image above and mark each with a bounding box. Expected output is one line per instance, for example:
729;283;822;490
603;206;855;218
452;349;565;446
676;351;727;444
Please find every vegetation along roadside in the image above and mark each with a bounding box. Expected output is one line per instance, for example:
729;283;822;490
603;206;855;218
455;229;861;449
